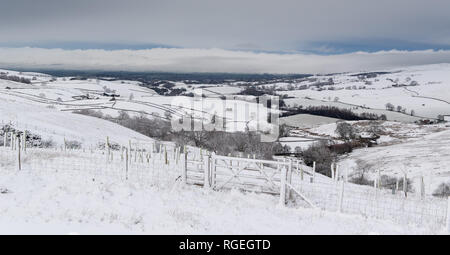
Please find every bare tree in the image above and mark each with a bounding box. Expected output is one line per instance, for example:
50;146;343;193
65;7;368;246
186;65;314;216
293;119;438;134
385;103;394;111
335;122;356;141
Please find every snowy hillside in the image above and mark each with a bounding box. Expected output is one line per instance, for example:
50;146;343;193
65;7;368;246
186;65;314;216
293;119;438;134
339;128;450;194
0;93;153;147
0;66;449;235
0;72;277;136
281;64;450;121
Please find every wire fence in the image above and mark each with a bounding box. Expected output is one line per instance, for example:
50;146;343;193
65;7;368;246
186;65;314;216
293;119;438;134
0;146;181;190
0;135;448;232
290;175;449;231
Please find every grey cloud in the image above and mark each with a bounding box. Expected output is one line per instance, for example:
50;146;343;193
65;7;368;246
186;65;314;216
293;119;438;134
1;47;450;74
1;0;450;51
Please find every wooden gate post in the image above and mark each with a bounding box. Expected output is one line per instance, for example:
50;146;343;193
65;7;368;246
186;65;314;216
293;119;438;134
203;153;211;189
279;165;287;206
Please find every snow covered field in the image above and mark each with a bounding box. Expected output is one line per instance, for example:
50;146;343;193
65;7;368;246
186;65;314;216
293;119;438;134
0;144;446;234
339;128;450;194
0;76;276;135
282;64;450;121
280;114;340;128
0;163;439;234
0;95;153;147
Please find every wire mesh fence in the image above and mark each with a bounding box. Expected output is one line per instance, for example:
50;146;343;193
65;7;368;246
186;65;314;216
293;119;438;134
0;138;448;231
0;145;182;190
291;174;448;230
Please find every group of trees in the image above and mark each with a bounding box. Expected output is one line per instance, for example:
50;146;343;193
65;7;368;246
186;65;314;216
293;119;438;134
300;140;337;176
0;124;54;148
283;106;386;121
75;109;289;159
385;103;414;115
149;84;187;96
0;73;31;84
238;86;276;97
298;121;384;178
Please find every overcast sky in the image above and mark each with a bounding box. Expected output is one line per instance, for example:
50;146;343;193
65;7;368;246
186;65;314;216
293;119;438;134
1;0;450;73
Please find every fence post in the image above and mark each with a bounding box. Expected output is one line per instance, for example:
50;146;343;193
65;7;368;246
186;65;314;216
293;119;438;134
288;159;293;199
203;153;211;189
125;148;129;180
446;196;450;234
335;164;340;184
106;136;110;162
128;140;132;163
331;163;335;180
23;130;26;152
279;165;287;206
3;132;7;148
10;132;14;150
299;160;303;181
377;169;381;189
311;161;316;183
182;149;188;184
17;135;21;170
211;152;216;189
164;146;168;165
135;143;138;162
403;173;408;198
338;180;345;213
420;176;425;199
